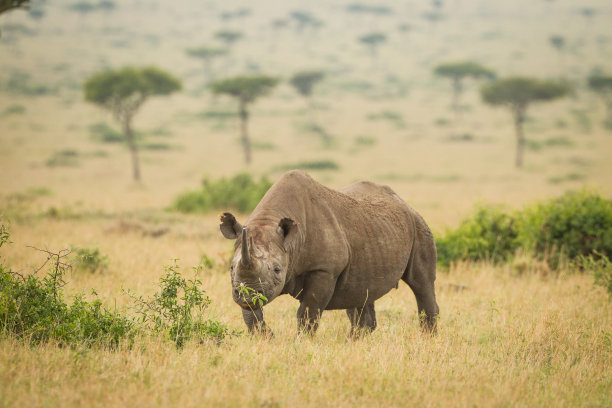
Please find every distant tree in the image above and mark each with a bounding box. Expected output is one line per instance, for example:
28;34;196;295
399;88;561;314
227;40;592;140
0;0;29;15
358;32;387;63
588;74;612;127
290;11;315;33
290;71;325;121
210;75;279;164
346;3;392;15
434;61;494;113
214;30;243;50
186;46;228;82
84;67;181;181
549;35;566;72
481;77;570;168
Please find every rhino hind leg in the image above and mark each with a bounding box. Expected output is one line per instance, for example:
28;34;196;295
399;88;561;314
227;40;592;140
346;303;377;336
402;234;440;333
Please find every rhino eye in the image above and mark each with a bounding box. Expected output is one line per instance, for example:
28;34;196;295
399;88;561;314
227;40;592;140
273;265;281;274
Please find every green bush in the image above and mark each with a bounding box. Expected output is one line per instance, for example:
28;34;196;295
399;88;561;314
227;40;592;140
71;246;109;273
1;224;230;348
274;159;339;172
171;173;272;214
436;190;612;268
517;190;612;266
436;206;519;267
0;250;133;347
126;260;230;346
580;254;612;297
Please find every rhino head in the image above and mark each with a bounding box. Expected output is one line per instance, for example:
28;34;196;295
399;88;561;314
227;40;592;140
220;212;297;310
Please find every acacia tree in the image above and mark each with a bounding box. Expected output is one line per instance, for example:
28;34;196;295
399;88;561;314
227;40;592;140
290;70;325;122
186;46;228;82
84;67;181;181
0;0;28;14
587;74;612;127
358;32;387;63
210;75;279;165
434;61;494;113
481;77;570;168
214;30;243;50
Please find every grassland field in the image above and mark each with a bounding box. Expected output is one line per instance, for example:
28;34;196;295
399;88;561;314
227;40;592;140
1;0;612;406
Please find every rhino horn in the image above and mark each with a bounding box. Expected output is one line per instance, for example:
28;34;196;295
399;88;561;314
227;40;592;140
241;227;252;267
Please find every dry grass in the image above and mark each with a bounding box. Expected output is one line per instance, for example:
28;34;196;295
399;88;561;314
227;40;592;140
1;217;611;407
1;0;612;406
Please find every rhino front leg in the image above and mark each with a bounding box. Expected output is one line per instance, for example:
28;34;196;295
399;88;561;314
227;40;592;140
346;303;377;336
296;271;336;334
241;308;272;336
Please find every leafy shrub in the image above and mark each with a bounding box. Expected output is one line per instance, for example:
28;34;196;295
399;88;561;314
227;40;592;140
517;190;612;266
70;246;109;273
171;173;272;214
275;159;339;172
126;260;230;346
1;104;26;116
46;150;79;167
89;122;125;143
580;253;612;297
436;190;612;268
0;246;133;347
1;224;231;348
3;72;55;96
436;206;519;267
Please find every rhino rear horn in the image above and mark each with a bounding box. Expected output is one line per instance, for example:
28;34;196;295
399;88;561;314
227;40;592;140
220;212;242;239
241;227;253;267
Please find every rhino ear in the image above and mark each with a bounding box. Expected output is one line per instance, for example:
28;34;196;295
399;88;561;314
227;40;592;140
220;212;242;239
278;217;297;241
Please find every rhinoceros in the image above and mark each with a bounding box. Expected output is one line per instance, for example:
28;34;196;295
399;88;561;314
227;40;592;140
220;170;439;335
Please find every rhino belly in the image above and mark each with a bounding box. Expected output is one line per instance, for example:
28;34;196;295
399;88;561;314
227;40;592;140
325;263;406;310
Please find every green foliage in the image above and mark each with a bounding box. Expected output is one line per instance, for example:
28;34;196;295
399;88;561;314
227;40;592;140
481;76;570;108
0;0;29;15
214;30;243;46
185;46;227;60
171;173;272;214
517;190;612;265
89;122;125;143
46;150;79;167
290;71;325;97
549;35;565;51
587;74;612;92
436;206;519;267
0;225;230;347
70;246;109;273
84;67;181;110
0;247;133;347
275;159;339;172
581;254;612;297
1;104;26;116
346;3;392;15
127;260;230;346
436;190;612;268
3;72;55;96
434;61;494;80
236;283;268;308
210;75;279;103
358;32;387;48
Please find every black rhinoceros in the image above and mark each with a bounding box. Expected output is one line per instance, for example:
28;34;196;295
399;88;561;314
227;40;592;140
220;170;439;335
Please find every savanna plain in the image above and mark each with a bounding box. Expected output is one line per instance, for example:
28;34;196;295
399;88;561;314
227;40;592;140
1;0;611;407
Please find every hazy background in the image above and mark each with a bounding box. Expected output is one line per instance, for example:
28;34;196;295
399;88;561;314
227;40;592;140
1;0;612;228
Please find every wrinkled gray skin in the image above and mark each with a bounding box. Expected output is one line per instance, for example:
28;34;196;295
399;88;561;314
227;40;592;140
220;170;439;336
